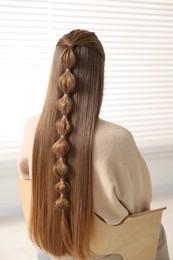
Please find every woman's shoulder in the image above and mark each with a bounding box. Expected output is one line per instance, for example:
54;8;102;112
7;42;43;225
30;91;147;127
24;115;40;134
93;118;137;156
96;118;133;142
25;114;40;126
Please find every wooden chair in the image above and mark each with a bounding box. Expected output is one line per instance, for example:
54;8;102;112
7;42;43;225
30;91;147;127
17;178;165;260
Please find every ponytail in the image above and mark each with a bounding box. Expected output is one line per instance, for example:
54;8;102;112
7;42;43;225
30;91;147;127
52;45;76;251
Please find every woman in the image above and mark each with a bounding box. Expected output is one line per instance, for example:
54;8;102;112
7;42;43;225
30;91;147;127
18;29;169;260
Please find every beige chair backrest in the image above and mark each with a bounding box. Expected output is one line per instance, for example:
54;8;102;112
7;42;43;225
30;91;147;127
17;178;165;260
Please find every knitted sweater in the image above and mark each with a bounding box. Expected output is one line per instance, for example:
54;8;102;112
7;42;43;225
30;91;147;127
92;118;152;225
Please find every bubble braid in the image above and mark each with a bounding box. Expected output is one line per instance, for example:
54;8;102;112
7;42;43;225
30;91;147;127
52;44;75;250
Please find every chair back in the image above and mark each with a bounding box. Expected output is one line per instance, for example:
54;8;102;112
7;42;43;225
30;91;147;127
17;178;165;260
90;207;165;260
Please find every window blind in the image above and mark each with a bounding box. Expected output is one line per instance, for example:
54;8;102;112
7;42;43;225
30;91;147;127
1;0;173;177
0;0;49;177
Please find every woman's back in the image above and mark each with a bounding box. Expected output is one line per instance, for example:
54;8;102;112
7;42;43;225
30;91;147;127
19;115;151;225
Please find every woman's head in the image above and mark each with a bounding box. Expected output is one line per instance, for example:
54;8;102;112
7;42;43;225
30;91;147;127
48;29;105;114
29;29;105;260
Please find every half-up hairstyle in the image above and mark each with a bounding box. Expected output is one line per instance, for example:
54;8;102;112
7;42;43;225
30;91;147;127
29;29;105;260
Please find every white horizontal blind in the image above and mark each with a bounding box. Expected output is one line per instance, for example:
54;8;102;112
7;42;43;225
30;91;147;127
1;0;173;177
0;0;50;176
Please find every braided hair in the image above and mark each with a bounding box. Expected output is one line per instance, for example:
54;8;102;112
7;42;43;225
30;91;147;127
29;30;105;260
52;45;76;250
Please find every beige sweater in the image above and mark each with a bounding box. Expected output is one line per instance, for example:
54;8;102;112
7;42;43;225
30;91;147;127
18;115;152;259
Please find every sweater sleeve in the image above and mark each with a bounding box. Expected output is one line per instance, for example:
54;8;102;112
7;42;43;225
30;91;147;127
92;120;152;225
17;115;39;179
112;129;152;215
17;121;30;179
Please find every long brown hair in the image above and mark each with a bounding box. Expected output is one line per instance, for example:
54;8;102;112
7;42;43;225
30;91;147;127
29;29;105;259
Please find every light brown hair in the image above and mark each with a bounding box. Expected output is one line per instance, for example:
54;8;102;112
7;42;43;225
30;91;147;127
29;29;105;259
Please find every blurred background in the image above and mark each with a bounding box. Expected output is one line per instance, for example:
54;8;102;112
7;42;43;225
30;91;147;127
0;0;172;259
